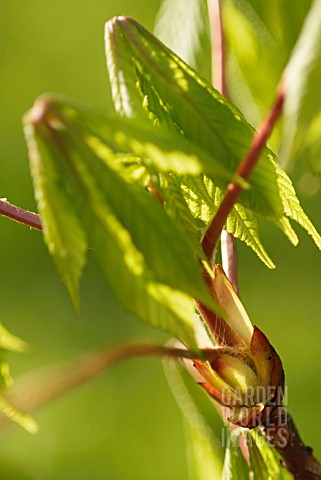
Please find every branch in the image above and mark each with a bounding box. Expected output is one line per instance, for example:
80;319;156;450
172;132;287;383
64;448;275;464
0;199;42;230
0;343;204;433
201;82;285;261
207;0;238;290
265;406;321;480
207;0;226;96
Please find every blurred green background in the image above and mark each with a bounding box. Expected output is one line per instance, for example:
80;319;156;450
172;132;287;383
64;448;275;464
0;1;320;478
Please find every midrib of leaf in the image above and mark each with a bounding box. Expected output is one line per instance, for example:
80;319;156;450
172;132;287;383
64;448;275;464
137;68;182;132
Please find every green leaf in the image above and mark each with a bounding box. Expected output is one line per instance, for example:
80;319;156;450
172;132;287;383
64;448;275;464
58;101;217;307
276;164;321;249
90;218;200;350
158;174;205;260
249;430;293;480
281;0;321;169
302;111;321;173
221;431;250;480
182;177;275;268
248;433;272;480
274;216;299;247
105;16;321;262
105;18;146;119
0;325;25;391
105;16;284;221
0;396;38;434
81;108;233;182
0;325;38;434
154;0;211;81
215;189;275;269
0;323;27;353
0;323;27;391
229;204;275;269
24;119;88;309
179;176;214;229
182;166;320;259
164;356;223;479
222;0;283;134
24;96;225;349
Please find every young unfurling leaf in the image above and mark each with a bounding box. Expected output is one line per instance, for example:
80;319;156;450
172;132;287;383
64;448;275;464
24;16;321;350
24;97;225;349
105;17;321;263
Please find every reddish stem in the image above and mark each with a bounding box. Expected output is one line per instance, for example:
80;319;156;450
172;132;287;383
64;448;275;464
265;407;321;479
207;0;238;291
202;83;285;261
0;343;212;433
207;0;226;96
0;199;42;230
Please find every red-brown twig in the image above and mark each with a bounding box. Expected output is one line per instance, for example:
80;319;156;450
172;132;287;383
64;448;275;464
0;343;206;433
207;0;226;96
204;3;321;479
201;82;285;261
0;199;42;230
207;0;238;291
266;407;321;479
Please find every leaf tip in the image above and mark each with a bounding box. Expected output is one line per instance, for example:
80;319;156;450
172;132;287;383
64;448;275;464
66;283;81;314
105;15;133;32
24;95;59;127
266;259;276;270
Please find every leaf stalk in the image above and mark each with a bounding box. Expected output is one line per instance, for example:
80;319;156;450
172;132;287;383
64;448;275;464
202;83;285;261
207;0;238;291
0;199;42;230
